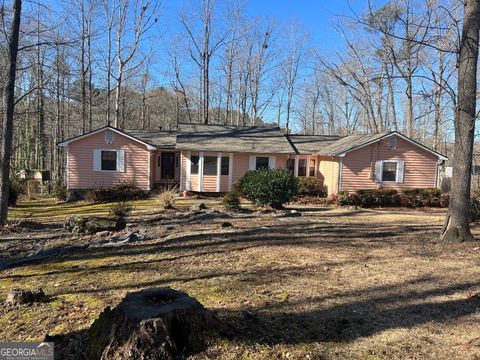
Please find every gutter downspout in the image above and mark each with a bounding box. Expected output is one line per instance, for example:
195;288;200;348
337;157;343;193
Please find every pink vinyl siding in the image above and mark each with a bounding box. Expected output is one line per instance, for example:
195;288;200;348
67;129;151;190
318;156;340;195
341;135;438;192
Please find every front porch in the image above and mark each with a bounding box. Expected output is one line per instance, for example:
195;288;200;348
151;150;180;188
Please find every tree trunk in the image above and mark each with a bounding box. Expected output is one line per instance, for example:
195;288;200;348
0;0;22;226
441;0;480;242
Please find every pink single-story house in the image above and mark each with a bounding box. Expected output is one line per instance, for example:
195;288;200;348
58;123;447;199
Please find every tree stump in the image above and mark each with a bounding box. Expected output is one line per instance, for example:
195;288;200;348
86;288;214;360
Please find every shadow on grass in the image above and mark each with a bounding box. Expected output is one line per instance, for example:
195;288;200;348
48;279;479;359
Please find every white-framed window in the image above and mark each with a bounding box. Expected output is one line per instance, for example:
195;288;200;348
93;149;125;172
203;156;217;175
249;155;276;170
190;155;199;175
256;156;269;170
309;159;316;177
375;160;404;183
298;159;307;176
221;156;230;175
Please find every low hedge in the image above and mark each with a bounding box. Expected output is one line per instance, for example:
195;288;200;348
331;188;449;208
298;177;328;197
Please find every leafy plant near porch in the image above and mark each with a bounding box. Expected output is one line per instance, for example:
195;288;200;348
222;191;241;211
238;169;299;209
297;177;328;197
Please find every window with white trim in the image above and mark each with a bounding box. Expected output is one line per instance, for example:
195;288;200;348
256;157;269;170
94;149;124;172
221;157;229;175
382;161;397;181
286;158;295;172
375;160;404;183
298;159;307;176
191;155;199;175
309;159;316;177
203;156;217;175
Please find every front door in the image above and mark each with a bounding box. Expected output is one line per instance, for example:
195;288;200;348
160;152;175;180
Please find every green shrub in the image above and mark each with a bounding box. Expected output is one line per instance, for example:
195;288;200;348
331;191;358;206
85;182;148;203
54;185;67;201
222;191;241;211
355;189;399;207
298;177;328;197
108;201;133;219
238;169;299;209
399;188;444;208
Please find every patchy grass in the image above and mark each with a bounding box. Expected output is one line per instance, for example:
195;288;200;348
1;200;480;359
8;197;223;223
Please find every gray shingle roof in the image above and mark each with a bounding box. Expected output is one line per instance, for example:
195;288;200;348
319;132;390;156
124;129;177;149
175;123;294;154
287;135;343;154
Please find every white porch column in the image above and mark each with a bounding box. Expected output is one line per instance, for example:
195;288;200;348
216;152;222;192
199;152;204;192
314;155;318;177
307;155;311;177
179;152;183;191
185;151;191;191
147;150;152;190
294;155;299;177
228;153;233;191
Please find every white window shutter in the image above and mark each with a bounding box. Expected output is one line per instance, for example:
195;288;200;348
396;160;405;183
269;156;276;169
93;149;101;171
249;155;256;170
117;150;125;172
374;160;383;182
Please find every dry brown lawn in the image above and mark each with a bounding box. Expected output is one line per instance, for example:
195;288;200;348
1;200;480;359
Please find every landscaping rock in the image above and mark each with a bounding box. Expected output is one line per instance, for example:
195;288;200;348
190;203;207;212
5;288;49;306
188;210;231;222
280;209;302;217
85;288;215;360
90;230;154;247
64;215;126;235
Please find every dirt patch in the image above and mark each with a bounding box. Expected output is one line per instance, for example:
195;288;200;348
0;203;479;359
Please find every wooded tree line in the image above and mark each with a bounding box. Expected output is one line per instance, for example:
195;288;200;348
0;0;466;189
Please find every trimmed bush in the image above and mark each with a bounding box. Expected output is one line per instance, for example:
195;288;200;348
399;188;444;208
222;191;241;211
85;182;148;203
108;201;134;219
298;177;328;197
238;169;299;209
331;191;359;206
355;189;399;207
333;188;448;208
54;185;67;201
